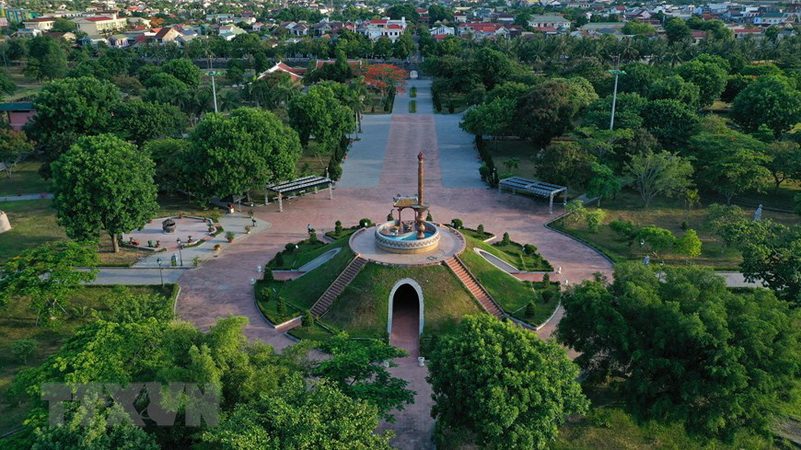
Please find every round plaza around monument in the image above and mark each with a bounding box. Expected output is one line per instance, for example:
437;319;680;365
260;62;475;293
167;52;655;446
349;224;465;266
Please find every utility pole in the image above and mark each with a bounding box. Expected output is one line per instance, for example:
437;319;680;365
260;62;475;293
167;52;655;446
608;55;626;131
208;54;219;113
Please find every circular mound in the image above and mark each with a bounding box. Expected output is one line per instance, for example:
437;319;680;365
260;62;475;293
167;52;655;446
375;221;440;254
350;224;465;266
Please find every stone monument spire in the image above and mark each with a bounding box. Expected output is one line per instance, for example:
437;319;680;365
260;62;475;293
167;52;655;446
416;152;426;239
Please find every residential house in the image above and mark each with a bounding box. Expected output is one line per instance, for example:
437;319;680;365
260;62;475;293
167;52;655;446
219;24;246;41
458;22;509;39
258;61;305;82
154;26;180;44
362;17;407;42
753;12;791;26
74;14;127;36
22;17;55;31
430;25;455;37
528;14;571;31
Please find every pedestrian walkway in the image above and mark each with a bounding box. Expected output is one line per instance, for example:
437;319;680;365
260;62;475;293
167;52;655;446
0;193;52;202
88;267;183;285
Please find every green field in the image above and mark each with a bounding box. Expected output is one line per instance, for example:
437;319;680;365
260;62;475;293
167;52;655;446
0;162;50;196
552;191;800;269
0;285;176;436
0;200;65;263
323;263;483;339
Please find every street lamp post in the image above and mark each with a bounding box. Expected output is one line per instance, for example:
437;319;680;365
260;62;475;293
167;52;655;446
608;68;626;131
156;258;164;287
176;238;184;267
210;70;220;113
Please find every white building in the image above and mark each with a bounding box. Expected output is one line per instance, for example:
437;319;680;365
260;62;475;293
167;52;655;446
362;17;407;41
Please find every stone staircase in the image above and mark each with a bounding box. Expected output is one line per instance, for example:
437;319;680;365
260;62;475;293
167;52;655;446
444;257;505;318
310;256;367;317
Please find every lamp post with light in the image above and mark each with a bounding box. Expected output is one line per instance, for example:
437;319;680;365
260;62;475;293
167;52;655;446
176;238;184;267
156;257;164;287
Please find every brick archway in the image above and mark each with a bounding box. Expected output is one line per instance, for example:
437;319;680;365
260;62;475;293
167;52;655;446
387;278;424;338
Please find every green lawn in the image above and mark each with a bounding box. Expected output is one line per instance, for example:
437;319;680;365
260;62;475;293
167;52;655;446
0;162;50;196
461;235;557;325
0;285;176;436
0;200;149;266
256;242;356;324
267;238;329;270
552;191;799;269
323;263;483;339
0;200;65;263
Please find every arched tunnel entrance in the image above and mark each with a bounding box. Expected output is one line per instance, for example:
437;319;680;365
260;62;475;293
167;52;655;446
388;279;424;357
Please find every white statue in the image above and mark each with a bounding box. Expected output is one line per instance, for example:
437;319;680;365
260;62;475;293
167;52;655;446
753;204;763;221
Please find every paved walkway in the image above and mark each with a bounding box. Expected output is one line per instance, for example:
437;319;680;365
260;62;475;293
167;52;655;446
88;267;184;285
0;193;52;202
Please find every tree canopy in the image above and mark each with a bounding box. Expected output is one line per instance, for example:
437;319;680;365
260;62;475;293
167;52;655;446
429;315;588;449
558;263;801;438
51;134;159;252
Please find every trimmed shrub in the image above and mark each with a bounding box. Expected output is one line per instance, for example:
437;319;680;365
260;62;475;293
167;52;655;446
451;218;463;229
359;218;373;228
501;232;511;246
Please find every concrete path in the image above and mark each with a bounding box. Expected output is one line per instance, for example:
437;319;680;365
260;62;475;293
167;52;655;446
715;271;763;288
88;268;184;286
0;193;52;202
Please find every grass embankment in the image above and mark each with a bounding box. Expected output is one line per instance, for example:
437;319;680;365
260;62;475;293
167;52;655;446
551;192;799;269
324;263;483;339
255;237;355;325
460;235;557;326
461;228;551;271
0;285;176;436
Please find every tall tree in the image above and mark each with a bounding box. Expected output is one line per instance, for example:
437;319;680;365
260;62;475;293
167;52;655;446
112;99;187;147
0;128;33;165
764;140;801;191
24;36;67;81
732;75;801;137
0;69;15;100
26;76;121;174
0;241;97;325
161;58;202;88
429;315;588;449
676;57;728;107
187;107;302;201
641;99;700;149
558;264;801;438
625;150;693;207
689;127;770;203
51;134;158;252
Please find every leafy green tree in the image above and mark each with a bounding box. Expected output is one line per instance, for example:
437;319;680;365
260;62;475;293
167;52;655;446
112;99;187;146
429;315;588;449
161;58;202;88
768;138;801;190
186;108;301;201
677;57;728;107
51;18;76;32
11;339;38;364
460;98;515;137
0;128;33;164
517;78;591;147
473;48;515;90
674;228;702;257
393;32;415;60
25;36;67;80
385;3;419;23
428;4;454;24
0;241;97;325
625;150;694;207
649;75;700;108
732;75;801;136
372;36;393;59
732;220;801;304
26;76;121;173
586;162;621;207
537;141;596;191
103;286;174;323
622;21;656;36
31;398;159;450
664;18;691;44
313;333;413;420
558;264;801;438
689;126;770;203
288;84;355;154
584;93;647;130
636;225;675;256
200;381;393;450
0;69;15;99
617;63;660;97
143;72;190;108
51;134;158;252
246;72;300;109
641;99;700;149
143;138;192;193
